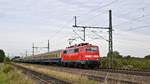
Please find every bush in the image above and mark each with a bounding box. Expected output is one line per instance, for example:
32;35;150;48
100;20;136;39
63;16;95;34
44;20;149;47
145;55;150;59
100;57;109;68
4;57;11;63
3;65;14;73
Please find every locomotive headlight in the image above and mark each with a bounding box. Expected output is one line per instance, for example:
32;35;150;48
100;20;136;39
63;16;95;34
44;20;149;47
85;55;99;58
93;55;99;58
85;55;92;58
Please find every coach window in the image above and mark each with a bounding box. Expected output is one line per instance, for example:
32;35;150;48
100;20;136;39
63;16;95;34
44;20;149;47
74;48;79;53
69;49;74;54
63;50;67;54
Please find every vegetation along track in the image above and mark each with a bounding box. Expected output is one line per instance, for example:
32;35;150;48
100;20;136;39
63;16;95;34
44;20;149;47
12;63;70;84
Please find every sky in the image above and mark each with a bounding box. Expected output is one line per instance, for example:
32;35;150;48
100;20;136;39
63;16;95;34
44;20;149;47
0;0;150;58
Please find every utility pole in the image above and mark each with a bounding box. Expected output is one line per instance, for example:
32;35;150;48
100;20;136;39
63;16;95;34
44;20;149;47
32;40;50;56
48;40;50;52
108;10;113;68
109;10;113;53
32;43;34;56
73;10;113;68
74;16;85;41
25;50;28;57
83;27;86;41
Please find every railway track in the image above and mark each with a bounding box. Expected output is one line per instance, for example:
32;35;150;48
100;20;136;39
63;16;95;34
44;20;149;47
12;63;150;84
30;64;150;84
36;64;150;76
12;63;70;84
96;68;150;76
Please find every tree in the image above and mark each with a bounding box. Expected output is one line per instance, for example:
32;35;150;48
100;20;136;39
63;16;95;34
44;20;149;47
0;49;5;62
107;51;122;58
144;55;150;59
4;57;10;63
124;55;131;59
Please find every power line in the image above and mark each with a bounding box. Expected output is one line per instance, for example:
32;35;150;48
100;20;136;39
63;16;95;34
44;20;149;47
107;3;150;28
126;24;150;31
113;12;150;27
74;0;120;24
48;18;74;40
71;0;120;25
72;29;84;41
91;31;109;42
76;1;150;30
116;3;150;17
44;0;120;38
81;0;119;15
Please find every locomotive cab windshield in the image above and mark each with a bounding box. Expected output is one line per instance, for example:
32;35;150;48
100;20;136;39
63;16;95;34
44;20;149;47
86;47;98;52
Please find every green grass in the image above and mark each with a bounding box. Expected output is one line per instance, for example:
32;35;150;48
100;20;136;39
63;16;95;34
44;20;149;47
0;63;34;84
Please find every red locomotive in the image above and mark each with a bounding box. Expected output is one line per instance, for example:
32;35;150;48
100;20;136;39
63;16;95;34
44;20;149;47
61;43;100;68
14;43;100;68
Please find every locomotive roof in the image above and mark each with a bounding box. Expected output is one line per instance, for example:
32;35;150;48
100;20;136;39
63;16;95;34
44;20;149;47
66;43;97;48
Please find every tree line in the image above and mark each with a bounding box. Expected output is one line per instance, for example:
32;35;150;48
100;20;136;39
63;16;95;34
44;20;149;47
101;51;150;70
0;49;10;63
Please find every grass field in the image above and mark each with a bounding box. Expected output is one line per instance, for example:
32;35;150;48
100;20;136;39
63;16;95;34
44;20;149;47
0;63;34;84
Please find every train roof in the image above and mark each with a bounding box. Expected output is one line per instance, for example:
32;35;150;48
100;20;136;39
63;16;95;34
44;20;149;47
23;49;63;59
66;43;97;49
37;49;63;55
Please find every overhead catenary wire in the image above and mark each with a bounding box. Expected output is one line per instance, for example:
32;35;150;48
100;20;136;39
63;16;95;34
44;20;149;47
115;3;150;18
91;31;109;42
126;24;150;31
76;1;150;32
72;28;84;41
113;12;150;27
48;17;74;40
80;0;120;16
74;0;120;24
112;2;150;28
